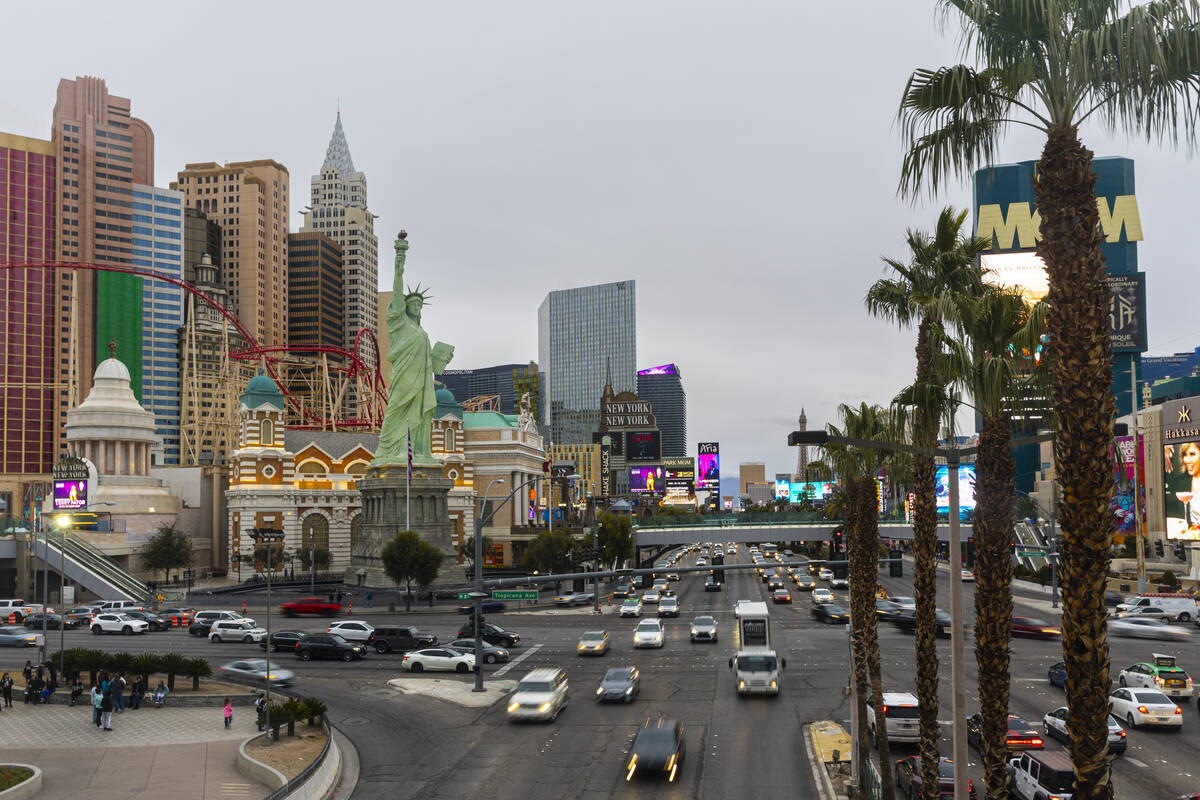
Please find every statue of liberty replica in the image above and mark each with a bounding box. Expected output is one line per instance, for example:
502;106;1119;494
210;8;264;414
353;232;456;584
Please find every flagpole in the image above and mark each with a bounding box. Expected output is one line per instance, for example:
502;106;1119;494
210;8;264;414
406;422;412;531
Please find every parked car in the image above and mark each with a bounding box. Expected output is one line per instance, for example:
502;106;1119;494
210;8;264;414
217;659;296;687
457;621;520;648
209;619;268;643
295;633;368;661
401;647;474;673
91;613;149;635
368;625;438;654
122;610;170;632
326;620;375;642
626;718;685;783
1011;616;1061;639
1042;706;1126;755
896;756;977;800
967;713;1043;752
457;599;507;614
445;638;509;663
279;597;342;617
0;626;41;647
596;666;639;703
22;613;74;631
259;630;307;652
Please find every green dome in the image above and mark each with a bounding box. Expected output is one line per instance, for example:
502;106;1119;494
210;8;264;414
242;372;285;411
435;387;462;420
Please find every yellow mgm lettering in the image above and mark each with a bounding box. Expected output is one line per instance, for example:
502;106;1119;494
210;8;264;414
976;195;1144;249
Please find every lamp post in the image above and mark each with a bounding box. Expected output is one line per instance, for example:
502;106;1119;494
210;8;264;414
249;527;284;743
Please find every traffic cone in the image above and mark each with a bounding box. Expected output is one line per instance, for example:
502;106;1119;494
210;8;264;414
348;601;353;614
242;601;246;614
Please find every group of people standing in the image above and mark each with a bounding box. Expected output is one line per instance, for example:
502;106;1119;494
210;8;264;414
86;672;170;731
0;660;60;707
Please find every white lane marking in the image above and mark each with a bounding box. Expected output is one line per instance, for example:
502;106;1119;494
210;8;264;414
1125;757;1148;768
492;643;543;677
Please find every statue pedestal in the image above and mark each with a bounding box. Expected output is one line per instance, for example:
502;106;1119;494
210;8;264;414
351;463;453;587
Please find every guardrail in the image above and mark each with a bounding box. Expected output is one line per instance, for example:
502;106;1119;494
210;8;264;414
262;715;335;800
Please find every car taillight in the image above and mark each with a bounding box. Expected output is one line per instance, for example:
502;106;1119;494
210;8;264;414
1175;706;1183;715
1118;730;1127;737
295;642;301;649
1136;705;1149;713
880;705;887;716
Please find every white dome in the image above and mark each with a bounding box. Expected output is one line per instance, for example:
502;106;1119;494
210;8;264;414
94;358;131;382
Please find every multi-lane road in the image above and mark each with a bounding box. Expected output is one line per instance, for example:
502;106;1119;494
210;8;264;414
5;546;1200;799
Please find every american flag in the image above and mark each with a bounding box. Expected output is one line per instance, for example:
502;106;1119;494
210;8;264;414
407;421;413;486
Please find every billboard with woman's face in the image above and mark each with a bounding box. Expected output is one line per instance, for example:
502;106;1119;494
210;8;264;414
1162;396;1200;540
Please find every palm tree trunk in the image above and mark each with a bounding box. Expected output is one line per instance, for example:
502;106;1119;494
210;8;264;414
855;476;894;798
843;479;871;781
973;417;1015;800
912;317;943;799
1035;125;1116;800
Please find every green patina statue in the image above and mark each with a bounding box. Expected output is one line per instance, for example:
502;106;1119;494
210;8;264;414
372;231;454;466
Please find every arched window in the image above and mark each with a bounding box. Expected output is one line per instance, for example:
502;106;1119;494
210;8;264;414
297;461;324;476
301;514;330;552
444;428;454;452
350;516;361;551
345;461;367;475
260;418;274;446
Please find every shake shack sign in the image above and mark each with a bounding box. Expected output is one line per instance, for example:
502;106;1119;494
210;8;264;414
602;400;656;429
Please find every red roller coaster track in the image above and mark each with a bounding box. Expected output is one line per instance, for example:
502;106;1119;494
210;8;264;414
0;261;386;428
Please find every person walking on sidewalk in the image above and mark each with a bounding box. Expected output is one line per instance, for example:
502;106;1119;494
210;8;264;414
113;674;126;713
100;686;113;731
91;685;102;727
223;698;233;728
0;673;12;707
365;591;373;608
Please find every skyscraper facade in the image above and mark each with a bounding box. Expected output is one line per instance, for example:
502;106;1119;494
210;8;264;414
538;280;636;444
182;206;221;285
287;232;344;351
300;114;379;353
440;362;537;414
636;363;687;457
0;131;57;510
53;76;155;409
132;184;185;464
171;160;290;348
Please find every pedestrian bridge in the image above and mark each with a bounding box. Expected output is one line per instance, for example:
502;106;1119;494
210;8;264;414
633;516;973;547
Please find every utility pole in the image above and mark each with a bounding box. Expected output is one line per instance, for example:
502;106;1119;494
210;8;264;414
249;527;284;744
1131;365;1147;594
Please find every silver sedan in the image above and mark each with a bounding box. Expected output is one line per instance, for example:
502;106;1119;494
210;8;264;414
1109;617;1193;640
217;659;296;687
444;638;510;664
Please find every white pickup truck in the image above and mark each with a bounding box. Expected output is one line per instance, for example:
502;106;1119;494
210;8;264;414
0;599;45;623
1009;751;1075;800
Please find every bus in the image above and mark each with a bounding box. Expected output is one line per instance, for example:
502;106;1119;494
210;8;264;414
760;543;778;560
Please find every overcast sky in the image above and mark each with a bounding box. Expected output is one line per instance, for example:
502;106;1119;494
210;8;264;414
3;1;1198;483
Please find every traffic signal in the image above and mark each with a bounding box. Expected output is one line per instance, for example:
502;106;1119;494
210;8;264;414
1155;540;1164;558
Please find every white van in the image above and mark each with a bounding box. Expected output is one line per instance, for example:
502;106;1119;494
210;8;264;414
507;668;569;722
866;692;921;746
1116;594;1200;623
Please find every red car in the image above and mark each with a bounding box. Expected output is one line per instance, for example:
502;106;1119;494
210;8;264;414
772;589;792;604
896;756;977;800
280;597;343;617
1011;616;1061;639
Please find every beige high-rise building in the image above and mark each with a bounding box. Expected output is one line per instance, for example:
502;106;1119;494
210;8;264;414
171;160;290;348
739;462;766;496
301;114;378;355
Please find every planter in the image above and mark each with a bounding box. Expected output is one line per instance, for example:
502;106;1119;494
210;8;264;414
0;764;42;800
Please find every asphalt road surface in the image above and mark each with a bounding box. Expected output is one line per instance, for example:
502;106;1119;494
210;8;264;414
7;547;1200;799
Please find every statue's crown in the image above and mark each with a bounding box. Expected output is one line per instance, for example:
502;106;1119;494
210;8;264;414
405;283;432;306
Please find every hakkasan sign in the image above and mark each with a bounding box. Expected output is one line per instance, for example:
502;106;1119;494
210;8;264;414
1162;396;1200;541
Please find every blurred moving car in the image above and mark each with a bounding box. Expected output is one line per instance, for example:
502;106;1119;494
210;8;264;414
633;619;665;648
967;713;1043;752
217;659;295;687
689;616;717;643
0;626;40;647
1109;687;1183;729
445;638;509;663
1105;590;1125;606
456;599;507;614
961;569;976;582
811;604;849;625
896;756;977;800
875;600;902;620
554;592;595;607
576;630;611;656
279;597;342;616
401;647;474;673
626;718;685;783
596;666;639;703
620;599;643;618
1042;706;1125;755
1011;616;1061;639
891;609;953;638
507;668;568;722
1110;617;1192;640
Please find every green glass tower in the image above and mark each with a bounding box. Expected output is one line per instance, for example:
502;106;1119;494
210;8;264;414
95;270;144;402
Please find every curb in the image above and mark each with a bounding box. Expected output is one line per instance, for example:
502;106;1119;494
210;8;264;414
237;735;288;790
803;724;840;800
327;723;358;799
0;765;42;800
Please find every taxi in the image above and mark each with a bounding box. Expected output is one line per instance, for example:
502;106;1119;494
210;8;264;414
1117;653;1194;700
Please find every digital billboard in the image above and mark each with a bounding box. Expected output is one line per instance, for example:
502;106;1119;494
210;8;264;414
1162;396;1200;540
53;479;88;511
629;466;664;493
625;430;661;462
1112;435;1145;537
697;442;719;490
935;466;977;512
789;481;832;504
775;479;790;499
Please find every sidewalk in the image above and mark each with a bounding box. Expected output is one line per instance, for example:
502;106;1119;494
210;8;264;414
0;703;272;800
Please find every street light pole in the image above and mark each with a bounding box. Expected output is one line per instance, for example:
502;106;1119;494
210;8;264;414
250;527;283;744
474;478;505;693
946;452;968;800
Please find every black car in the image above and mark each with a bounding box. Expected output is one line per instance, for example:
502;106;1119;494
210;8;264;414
457;622;520;648
295;633;367;661
368;625;438;654
966;712;1044;752
188;619;215;636
767;578;785;591
704;577;722;592
875;600;902;620
611;585;631;599
456;599;507;614
260;630;306;652
22;613;74;631
890;609;952;638
123;610;170;631
811;604;850;625
626;718;685;783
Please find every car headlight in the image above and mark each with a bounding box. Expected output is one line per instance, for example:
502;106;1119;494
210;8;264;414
625;687;633;694
507;702;519;712
538;702;552;713
596;688;604;696
738;680;746;689
770;680;778;689
634;635;642;642
690;628;698;635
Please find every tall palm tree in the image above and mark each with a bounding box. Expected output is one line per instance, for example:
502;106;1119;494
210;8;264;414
827;403;895;798
866;206;988;795
935;287;1049;800
898;5;1200;796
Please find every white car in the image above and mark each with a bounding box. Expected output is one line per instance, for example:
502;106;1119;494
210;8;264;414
400;647;476;673
209;619;268;643
813;588;835;604
818;568;834;581
890;596;917;611
1042;707;1126;755
90;613;149;635
642;590;661;605
619;599;643;618
1117;654;1195;700
830;577;849;589
327;620;376;642
1108;687;1183;729
1109;617;1192;640
633;619;665;648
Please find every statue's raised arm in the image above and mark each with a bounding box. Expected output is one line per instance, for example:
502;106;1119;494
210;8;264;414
387;231;410;325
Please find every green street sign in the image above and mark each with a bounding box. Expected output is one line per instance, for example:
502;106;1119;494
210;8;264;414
493;590;539;600
1016;550;1043;558
457;592;472;600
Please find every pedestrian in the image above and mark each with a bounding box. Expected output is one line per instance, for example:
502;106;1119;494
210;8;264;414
45;660;57;691
70;679;84;706
91;685;102;727
129;677;143;710
0;672;12;707
22;661;32;685
153;681;168;708
100;686;113;731
29;674;43;705
223;697;233;728
113;674;126;713
365;591;373;608
254;693;266;731
98;671;110;697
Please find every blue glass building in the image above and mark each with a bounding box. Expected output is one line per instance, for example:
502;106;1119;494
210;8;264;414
132;184;185;465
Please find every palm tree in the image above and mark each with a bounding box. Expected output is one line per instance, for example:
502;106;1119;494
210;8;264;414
867;205;988;799
899;6;1200;795
827;402;895;799
935;287;1049;799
